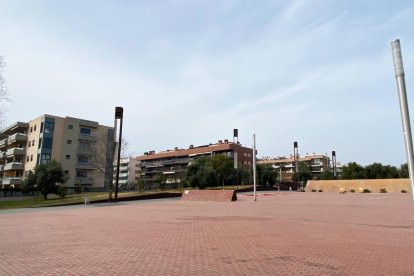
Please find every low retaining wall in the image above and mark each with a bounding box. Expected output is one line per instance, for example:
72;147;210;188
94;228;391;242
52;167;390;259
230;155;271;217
181;190;237;202
306;179;411;193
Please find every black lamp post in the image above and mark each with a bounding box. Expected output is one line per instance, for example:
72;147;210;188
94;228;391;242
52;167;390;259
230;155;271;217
332;150;337;179
114;107;124;202
293;141;299;189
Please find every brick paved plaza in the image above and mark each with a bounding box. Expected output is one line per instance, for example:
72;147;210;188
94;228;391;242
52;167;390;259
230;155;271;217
0;192;413;275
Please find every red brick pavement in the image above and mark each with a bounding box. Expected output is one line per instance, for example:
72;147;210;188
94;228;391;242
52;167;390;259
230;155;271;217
0;193;413;275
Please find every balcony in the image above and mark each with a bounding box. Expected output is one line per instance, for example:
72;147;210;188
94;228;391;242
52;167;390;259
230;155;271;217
0;165;4;172
0;151;6;159
0;139;7;148
6;147;26;157
7;133;28;143
74;177;94;185
1;177;23;186
78;133;97;142
4;162;24;171
76;162;95;170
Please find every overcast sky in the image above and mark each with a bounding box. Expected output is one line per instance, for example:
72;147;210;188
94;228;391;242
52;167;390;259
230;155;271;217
1;0;413;166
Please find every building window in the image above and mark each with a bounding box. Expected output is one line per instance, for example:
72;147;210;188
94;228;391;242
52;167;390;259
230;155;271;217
66;155;71;160
41;154;51;164
76;170;88;177
68;124;73;130
32;140;35;147
34;125;37;131
30;155;33;162
43;137;53;149
40;122;44;133
30;126;33;133
80;127;91;135
77;155;88;163
64;170;69;175
26;156;30;162
38;138;42;149
67;140;72;145
28;141;31;147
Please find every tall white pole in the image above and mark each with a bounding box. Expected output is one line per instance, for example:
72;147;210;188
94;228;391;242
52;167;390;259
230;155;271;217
391;39;414;203
253;134;257;201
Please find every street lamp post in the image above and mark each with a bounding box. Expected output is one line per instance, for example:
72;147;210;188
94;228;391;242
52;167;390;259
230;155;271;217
293;141;300;190
391;39;414;204
332;150;337;179
114;107;124;202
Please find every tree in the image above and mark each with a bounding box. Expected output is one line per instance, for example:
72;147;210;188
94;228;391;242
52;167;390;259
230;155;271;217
155;173;167;190
0;56;10;129
399;163;409;178
22;170;37;194
32;160;67;200
211;155;234;186
293;162;312;183
186;156;217;190
341;162;365;179
257;164;278;186
318;171;336;180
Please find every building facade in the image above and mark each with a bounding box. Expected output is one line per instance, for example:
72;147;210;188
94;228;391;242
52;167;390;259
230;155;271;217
0;114;114;192
258;154;331;181
136;139;253;187
113;157;141;190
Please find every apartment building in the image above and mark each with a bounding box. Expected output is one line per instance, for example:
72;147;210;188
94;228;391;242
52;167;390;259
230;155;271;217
113;157;141;189
137;139;253;186
258;153;331;181
0;114;114;192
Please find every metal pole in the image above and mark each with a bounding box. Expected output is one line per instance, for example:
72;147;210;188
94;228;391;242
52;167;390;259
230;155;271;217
114;107;124;202
391;39;414;203
294;142;299;190
252;134;257;201
332;150;337;178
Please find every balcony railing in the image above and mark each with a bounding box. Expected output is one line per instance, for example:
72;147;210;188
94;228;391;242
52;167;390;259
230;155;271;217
7;133;28;143
1;177;23;185
74;177;94;185
0;139;7;148
78;133;97;142
4;162;24;171
75;162;95;170
6;147;26;157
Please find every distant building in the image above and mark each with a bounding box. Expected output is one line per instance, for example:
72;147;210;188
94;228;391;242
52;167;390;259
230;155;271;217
0;114;114;192
258;153;331;181
113;157;141;189
136;139;253;187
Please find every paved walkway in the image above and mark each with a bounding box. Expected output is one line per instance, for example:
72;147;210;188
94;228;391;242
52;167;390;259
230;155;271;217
0;193;413;275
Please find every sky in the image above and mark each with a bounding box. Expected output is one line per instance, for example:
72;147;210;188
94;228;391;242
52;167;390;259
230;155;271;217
0;0;413;166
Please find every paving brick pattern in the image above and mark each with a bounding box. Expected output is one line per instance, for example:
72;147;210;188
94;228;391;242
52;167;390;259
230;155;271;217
0;193;413;275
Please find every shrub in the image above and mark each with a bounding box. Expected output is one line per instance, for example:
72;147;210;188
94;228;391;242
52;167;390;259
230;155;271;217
57;186;67;199
401;189;408;193
318;189;323;192
363;189;371;193
379;188;387;193
350;189;356;193
312;189;317;192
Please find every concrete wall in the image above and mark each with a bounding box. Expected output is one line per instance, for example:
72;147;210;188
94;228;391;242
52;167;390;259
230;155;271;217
306;179;411;193
305;178;411;193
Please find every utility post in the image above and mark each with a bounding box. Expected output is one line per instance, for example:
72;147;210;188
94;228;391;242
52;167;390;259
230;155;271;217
293;141;300;190
391;39;414;204
114;107;124;202
252;134;257;201
332;150;337;179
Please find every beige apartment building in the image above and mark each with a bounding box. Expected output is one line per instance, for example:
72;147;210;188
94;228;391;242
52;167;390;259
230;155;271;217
113;157;141;190
258;154;331;181
137;139;253;188
0;114;114;192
